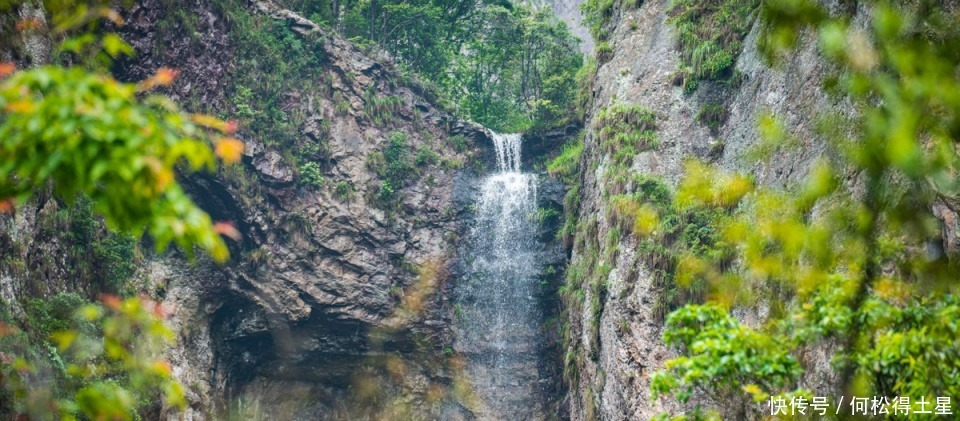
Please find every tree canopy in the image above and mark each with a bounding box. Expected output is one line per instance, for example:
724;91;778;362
278;0;585;133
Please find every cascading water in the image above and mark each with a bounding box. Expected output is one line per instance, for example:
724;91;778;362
455;133;551;418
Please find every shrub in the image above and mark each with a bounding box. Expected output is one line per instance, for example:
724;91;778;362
5;295;186;420
24;293;91;339
94;234;137;294
369;131;416;207
383;132;416;178
581;0;617;42
333;91;351;114
575;57;598;117
595;41;613;62
601;175;725;322
414;145;439;167
232;85;258;121
558;183;582;246
334;181;353;200
299;125;328;161
0;66;235;261
364;87;403;126
649;0;960;408
651;304;802;403
552;136;588;249
299;161;324;188
226;3;325;146
532;207;562;226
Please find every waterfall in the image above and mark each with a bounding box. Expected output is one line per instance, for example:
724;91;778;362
456;132;549;417
491;132;524;173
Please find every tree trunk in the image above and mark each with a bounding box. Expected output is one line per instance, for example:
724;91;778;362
333;0;340;30
369;0;378;42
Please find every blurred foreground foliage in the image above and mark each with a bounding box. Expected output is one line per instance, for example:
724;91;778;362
2;295;183;420
1;0;243;418
0;0;242;261
0;65;238;261
649;0;960;418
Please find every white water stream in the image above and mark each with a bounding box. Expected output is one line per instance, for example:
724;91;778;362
457;132;548;418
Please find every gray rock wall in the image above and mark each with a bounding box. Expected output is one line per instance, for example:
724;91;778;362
564;0;843;418
137;2;502;417
0;0;504;418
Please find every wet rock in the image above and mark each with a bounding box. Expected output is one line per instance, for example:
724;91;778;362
522;122;583;170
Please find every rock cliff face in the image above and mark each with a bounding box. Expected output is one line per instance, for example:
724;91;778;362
562;0;847;418
121;1;505;417
2;0;544;418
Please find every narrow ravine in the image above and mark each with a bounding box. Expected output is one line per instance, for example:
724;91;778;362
455;133;553;418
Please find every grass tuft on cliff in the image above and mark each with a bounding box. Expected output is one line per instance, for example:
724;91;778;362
667;0;760;92
594;103;657;166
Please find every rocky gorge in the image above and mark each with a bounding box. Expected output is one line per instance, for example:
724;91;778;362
3;0;960;419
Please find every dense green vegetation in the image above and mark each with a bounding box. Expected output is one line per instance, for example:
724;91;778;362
667;0;760;92
652;304;801;410
547;137;584;186
217;0;584;201
275;0;584;133
607;176;726;321
649;0;960;417
581;0;616;43
218;0;334;190
594;103;658;197
553;103;678;388
579;0;759;91
580;0;647;62
547;136;586;388
594;103;657;164
695;102;728;135
548;136;585;248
